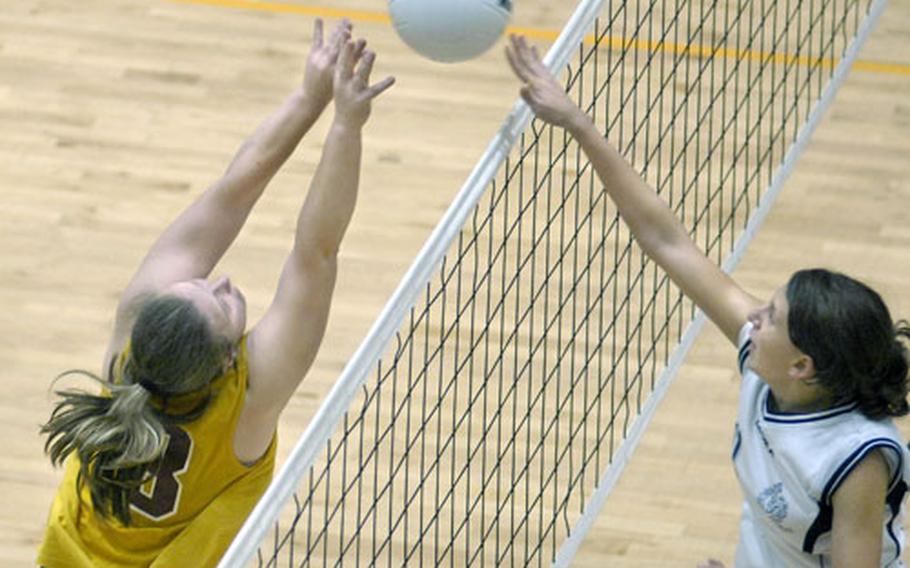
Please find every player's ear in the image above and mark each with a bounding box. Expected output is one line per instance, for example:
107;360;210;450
790;354;816;383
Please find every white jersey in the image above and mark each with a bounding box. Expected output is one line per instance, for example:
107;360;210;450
733;323;908;567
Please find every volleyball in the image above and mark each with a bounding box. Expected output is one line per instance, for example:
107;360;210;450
389;0;513;63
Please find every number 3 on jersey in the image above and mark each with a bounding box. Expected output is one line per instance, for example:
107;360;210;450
130;424;193;520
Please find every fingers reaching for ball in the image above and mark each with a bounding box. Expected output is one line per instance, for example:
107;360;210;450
505;34;537;83
302;18;352;111
505;34;585;130
333;38;395;128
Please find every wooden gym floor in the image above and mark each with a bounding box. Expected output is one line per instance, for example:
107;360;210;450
2;0;908;566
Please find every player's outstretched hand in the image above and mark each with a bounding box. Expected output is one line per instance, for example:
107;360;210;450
303;18;353;111
505;34;586;131
333;38;395;129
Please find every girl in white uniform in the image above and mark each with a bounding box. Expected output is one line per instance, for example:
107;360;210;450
505;35;910;567
734;317;907;567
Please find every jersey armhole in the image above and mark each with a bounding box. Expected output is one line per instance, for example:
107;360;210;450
821;438;905;506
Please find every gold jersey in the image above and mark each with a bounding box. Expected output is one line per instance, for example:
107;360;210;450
38;337;276;567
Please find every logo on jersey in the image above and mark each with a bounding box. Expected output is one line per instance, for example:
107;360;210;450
757;482;792;532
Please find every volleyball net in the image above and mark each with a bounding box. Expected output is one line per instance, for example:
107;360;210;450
221;0;886;565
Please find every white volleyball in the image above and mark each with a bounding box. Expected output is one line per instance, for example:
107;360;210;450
389;0;513;63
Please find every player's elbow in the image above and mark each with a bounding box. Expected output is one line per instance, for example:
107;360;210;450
292;234;341;266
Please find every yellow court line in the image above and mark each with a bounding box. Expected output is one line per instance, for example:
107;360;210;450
166;0;910;77
166;0;391;23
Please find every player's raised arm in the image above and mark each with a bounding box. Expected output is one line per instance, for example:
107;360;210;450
239;38;395;453
111;19;352;338
506;34;759;345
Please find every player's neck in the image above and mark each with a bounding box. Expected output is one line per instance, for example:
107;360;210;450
767;386;837;414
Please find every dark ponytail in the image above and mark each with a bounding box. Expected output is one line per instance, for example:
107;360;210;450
858;322;910;419
786;269;910;420
41;295;232;525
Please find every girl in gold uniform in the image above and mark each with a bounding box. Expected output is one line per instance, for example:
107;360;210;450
38;19;394;567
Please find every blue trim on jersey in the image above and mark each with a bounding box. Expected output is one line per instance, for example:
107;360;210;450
737;339;751;375
802;438;903;554
822;438;903;505
732;424;742;459
802;500;833;554
885;480;907;565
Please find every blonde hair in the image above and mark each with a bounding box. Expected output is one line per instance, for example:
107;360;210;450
42;295;232;524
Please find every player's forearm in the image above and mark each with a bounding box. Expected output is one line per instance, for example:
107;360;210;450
292;119;362;260
568;115;692;258
143;88;328;278
217;87;327;208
